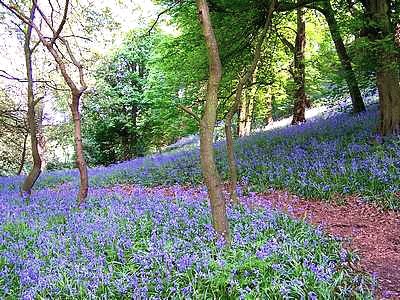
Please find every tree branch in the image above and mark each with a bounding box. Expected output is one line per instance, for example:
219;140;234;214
145;0;181;36
177;104;201;122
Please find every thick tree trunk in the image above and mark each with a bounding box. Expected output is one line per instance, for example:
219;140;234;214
196;0;230;243
364;0;400;135
225;1;275;204
291;6;309;125
322;0;366;113
17;133;28;175
71;93;89;205
377;67;400;135
21;5;42;195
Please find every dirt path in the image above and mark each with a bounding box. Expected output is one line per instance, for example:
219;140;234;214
116;185;400;299
257;190;400;300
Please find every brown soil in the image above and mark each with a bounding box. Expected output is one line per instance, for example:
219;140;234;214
257;190;400;300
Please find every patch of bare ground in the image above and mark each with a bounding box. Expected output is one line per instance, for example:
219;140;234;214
258;190;400;300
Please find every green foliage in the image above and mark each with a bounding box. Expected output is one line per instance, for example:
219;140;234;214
83;31;197;166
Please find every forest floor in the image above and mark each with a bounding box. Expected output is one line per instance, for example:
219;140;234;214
117;184;400;300
258;190;400;300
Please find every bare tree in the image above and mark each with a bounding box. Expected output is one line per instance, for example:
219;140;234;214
20;3;43;196
1;0;89;204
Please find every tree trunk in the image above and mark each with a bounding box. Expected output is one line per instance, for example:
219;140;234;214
71;93;89;205
196;0;230;243
131;104;138;157
265;93;274;125
225;1;275;204
238;97;248;137
36;103;47;170
364;1;400;135
244;76;257;134
21;5;42;196
17;133;28;175
377;67;400;135
322;0;366;113
291;6;309;125
224;118;239;205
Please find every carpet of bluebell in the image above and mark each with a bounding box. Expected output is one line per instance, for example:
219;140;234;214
1;104;396;298
0;185;372;299
2;106;398;209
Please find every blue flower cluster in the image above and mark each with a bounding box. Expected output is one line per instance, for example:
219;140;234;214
0;186;371;298
1;105;397;209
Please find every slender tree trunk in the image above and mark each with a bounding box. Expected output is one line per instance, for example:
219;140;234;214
364;1;400;135
131;104;138;157
244;74;257;134
225;1;275;204
36;103;47;170
71;93;89;205
238;97;248;137
17;133;28;175
21;5;42;196
265;93;274;125
224;117;238;204
196;0;230;243
322;0;366;113
292;6;309;125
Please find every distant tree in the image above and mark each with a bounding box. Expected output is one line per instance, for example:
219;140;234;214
84;32;153;165
291;5;310;124
318;0;366;113
225;0;275;204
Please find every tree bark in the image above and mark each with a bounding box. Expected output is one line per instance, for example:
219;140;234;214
36;103;47;170
21;4;42;196
363;0;400;135
265;93;274;125
225;1;275;204
321;0;366;113
71;93;89;204
17;133;28;175
238;93;248;137
291;6;309;125
196;0;230;243
244;75;257;134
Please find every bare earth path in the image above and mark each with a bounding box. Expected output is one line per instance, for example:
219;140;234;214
257;190;400;300
117;185;400;299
